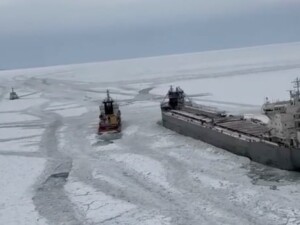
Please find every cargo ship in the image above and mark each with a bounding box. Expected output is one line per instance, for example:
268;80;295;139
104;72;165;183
160;80;300;171
98;90;121;134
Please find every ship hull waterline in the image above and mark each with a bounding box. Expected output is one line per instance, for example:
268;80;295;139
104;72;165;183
162;112;300;171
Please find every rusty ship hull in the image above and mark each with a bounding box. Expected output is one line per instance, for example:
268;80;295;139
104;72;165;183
161;109;300;171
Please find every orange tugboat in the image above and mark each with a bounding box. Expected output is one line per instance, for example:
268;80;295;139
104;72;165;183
98;90;121;134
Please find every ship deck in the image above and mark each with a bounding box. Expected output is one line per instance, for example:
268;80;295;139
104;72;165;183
216;119;270;137
171;110;213;123
166;109;272;141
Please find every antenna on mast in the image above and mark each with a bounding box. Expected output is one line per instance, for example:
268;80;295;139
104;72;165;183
290;78;300;103
293;78;300;95
106;89;110;100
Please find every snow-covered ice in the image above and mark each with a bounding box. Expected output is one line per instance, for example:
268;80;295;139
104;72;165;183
0;127;43;140
1;42;300;224
110;153;171;189
51;106;87;118
65;178;136;224
151;69;300;113
0;113;39;124
0;156;47;225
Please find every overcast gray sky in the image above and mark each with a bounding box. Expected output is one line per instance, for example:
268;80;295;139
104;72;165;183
0;0;299;69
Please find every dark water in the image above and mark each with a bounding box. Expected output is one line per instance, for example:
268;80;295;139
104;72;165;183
246;162;300;187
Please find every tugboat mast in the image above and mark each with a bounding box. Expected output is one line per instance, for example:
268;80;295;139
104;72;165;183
106;89;112;101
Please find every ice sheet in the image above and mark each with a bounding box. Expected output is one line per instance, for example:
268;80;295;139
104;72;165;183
0;156;47;225
0;42;300;224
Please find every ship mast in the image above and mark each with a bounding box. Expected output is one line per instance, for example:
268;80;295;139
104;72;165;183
106;89;110;101
290;78;300;104
293;78;300;96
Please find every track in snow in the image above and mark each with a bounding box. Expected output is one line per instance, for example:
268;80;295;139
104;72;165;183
1;49;300;224
22;76;300;224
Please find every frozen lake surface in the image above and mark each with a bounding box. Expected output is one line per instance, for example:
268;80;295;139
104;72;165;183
1;42;300;225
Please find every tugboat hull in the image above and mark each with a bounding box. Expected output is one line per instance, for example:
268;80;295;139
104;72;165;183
98;124;121;135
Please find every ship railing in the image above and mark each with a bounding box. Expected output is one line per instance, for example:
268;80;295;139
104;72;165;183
214;126;278;146
171;110;213;123
191;102;220;112
184;105;226;117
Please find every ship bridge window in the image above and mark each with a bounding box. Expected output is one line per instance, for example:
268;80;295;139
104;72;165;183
104;102;114;114
264;108;273;112
274;106;286;113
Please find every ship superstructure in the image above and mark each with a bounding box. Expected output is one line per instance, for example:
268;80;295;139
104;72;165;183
98;90;121;134
262;78;300;148
161;81;300;171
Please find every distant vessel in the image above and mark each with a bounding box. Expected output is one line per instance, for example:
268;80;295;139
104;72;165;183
160;81;300;171
98;90;121;134
9;88;19;100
